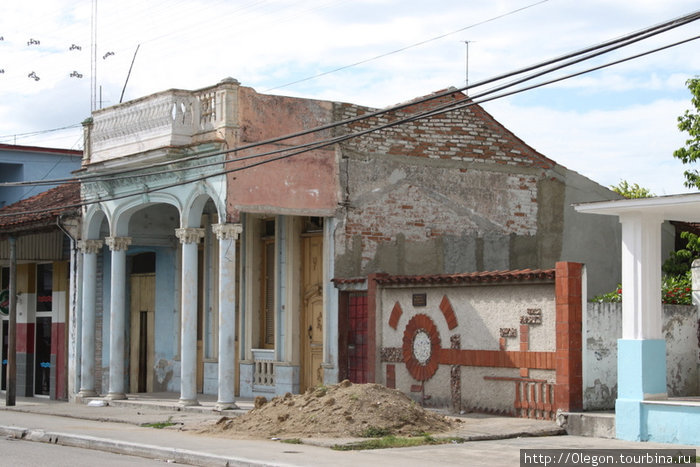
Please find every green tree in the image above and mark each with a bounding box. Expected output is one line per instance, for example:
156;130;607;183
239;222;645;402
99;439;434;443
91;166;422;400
610;180;654;198
673;77;700;189
662;77;700;275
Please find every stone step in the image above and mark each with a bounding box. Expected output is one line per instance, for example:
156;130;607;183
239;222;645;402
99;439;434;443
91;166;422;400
558;411;615;439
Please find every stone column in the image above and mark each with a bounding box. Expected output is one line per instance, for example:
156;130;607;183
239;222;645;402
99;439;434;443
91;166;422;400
78;239;103;398
213;223;242;410
105;236;131;400
176;228;204;406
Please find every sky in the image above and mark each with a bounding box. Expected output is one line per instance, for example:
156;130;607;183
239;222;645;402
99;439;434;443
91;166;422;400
0;0;698;195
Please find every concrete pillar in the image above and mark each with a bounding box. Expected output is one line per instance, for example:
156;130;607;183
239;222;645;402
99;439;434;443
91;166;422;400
691;259;700;309
176;228;204;406
616;213;666;441
105;236;131;400
620;213;664;340
322;217;339;384
213;223;242;410
78;240;102;398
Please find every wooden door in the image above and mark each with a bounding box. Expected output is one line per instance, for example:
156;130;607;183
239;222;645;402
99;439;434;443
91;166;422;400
301;235;324;392
130;274;155;393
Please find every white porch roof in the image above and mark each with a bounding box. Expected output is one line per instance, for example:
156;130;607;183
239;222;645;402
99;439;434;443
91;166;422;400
574;192;700;222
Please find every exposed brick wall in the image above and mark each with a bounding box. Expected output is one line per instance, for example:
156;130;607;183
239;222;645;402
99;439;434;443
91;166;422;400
334;92;554;168
340;167;540;273
333;93;551;276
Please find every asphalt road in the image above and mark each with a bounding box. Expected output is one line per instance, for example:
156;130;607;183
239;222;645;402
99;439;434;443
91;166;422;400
0;437;192;467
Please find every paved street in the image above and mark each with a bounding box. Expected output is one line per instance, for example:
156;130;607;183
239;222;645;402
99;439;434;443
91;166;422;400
0;395;697;466
0;437;185;467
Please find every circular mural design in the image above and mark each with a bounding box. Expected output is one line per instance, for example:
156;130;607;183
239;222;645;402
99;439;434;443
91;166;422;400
412;330;432;364
402;314;441;381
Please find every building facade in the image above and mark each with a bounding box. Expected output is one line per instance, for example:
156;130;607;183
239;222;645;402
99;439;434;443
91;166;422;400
0;183;80;400
74;78;622;405
0;144;82;208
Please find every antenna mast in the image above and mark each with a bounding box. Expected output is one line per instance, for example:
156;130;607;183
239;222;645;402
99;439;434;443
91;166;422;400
464;40;470;94
90;0;97;111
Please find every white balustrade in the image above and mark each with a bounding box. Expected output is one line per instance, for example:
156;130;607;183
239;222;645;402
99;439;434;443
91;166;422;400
87;79;238;164
252;349;275;389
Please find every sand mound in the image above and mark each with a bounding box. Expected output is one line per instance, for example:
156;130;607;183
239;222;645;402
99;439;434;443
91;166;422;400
200;380;456;439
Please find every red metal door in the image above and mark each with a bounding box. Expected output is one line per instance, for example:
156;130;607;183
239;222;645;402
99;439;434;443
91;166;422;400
347;292;368;383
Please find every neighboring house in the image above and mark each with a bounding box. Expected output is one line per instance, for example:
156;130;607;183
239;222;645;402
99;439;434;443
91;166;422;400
0;183;81;400
576;194;700;446
74;78;623;407
0;144;82;208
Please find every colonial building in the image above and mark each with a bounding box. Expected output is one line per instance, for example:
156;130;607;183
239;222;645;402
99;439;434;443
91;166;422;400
75;78;622;406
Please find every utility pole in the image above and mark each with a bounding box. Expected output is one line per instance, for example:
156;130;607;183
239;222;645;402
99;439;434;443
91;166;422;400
5;236;16;406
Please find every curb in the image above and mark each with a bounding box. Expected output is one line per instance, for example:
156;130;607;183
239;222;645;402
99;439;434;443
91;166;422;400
0;425;285;467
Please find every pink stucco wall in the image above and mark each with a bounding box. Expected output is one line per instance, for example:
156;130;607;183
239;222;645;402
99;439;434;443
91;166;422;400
227;88;339;217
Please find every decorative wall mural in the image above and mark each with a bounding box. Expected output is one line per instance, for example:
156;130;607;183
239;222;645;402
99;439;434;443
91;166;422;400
402;313;441;381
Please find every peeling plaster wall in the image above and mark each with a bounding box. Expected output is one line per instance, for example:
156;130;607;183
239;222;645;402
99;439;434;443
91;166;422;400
228;87;339;217
335;152;545;278
584;303;699;410
332;96;621;297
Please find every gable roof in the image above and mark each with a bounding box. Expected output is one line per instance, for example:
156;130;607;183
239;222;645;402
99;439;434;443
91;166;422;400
0;183;80;235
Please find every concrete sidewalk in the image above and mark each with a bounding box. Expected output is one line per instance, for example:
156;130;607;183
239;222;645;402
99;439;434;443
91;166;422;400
0;394;696;466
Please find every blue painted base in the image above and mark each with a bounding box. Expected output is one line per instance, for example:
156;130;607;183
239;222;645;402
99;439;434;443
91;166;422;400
616;339;678;443
616;398;643;441
644;402;700;445
617;339;666;400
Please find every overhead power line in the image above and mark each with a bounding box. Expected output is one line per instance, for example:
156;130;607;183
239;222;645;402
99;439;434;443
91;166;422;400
4;9;698;189
1;10;698;218
264;0;551;92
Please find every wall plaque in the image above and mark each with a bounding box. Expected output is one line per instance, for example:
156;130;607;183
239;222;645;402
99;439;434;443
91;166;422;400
412;293;427;307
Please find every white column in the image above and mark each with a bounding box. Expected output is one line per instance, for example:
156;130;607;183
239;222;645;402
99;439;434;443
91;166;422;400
105;236;131;400
176;228;204;406
78;239;103;398
213;223;242;410
620;213;663;340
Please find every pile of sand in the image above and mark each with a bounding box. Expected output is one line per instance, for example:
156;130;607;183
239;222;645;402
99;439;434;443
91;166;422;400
199;380;457;439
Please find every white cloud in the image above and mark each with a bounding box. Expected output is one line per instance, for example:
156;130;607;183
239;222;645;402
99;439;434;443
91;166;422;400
0;0;698;193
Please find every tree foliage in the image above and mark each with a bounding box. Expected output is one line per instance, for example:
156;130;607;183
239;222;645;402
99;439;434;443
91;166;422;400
663;230;700;276
610;180;654;198
673;77;700;189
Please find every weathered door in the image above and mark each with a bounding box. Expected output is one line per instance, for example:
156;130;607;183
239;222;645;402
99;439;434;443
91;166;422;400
34;316;51;395
130;273;155;393
301;235;324;392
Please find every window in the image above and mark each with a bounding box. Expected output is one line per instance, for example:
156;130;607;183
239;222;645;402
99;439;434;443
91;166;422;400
260;219;275;348
36;263;53;312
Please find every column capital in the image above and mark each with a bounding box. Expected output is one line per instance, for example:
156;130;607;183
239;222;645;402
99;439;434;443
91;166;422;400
105;236;132;252
176;227;205;244
212;223;242;241
78;239;104;254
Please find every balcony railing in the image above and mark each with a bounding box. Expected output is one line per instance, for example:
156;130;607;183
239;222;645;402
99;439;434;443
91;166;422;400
85;78;239;164
252;348;275;391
